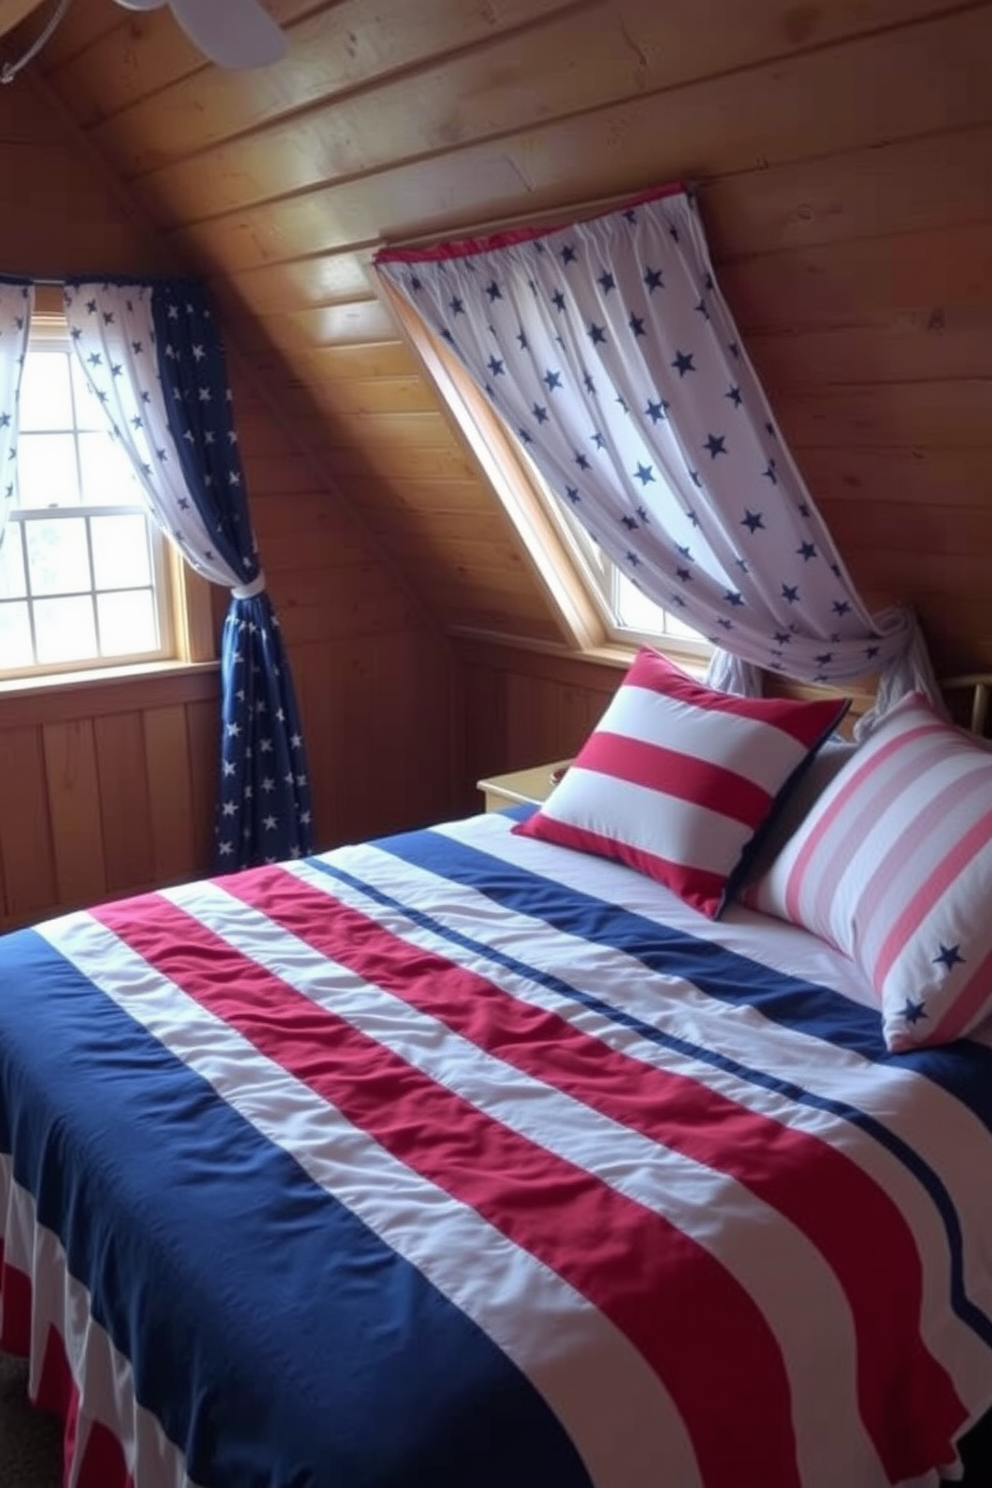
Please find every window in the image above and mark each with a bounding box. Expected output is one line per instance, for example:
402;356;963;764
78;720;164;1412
0;321;177;681
379;279;706;662
537;470;707;655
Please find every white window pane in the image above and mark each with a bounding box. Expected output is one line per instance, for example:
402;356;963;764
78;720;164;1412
662;610;705;642
615;574;673;630
0;601;34;668
12;325;175;676
0;527;26;598
33;595;97;664
25;517;91;596
91;513;152;589
17;433;81;508
97;589;158;656
18;352;73;430
614;572;703;642
557;505;705;647
79;432;143;507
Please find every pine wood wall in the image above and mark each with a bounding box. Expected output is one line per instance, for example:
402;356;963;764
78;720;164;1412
19;0;989;798
2;0;991;913
0;79;456;931
451;640;624;816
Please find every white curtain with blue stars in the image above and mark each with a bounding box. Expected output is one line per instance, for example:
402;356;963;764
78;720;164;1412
377;188;938;713
0;278;33;552
63;279;313;871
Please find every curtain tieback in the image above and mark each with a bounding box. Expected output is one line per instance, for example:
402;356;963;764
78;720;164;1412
231;571;267;600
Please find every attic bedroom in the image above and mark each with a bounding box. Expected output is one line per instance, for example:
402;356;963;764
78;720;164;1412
0;2;991;1486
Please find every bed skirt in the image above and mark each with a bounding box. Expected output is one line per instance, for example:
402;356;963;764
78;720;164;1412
0;1157;188;1488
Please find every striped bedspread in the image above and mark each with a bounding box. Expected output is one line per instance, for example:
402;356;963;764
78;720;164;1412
0;809;991;1488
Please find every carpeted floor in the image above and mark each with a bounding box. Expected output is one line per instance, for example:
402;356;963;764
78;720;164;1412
0;1351;62;1488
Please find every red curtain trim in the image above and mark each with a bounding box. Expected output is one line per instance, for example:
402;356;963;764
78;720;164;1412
374;181;686;264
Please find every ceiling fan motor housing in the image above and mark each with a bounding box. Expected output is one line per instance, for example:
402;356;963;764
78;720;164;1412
113;0;288;68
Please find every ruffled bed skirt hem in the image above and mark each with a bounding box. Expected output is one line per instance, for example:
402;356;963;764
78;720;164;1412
0;1156;186;1488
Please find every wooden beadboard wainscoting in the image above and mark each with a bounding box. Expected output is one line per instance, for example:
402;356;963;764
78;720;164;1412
449;637;887;818
0;639;460;933
452;638;627;816
1;630;460;932
0;666;220;932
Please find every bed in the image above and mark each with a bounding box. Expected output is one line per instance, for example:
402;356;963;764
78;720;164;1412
2;652;992;1488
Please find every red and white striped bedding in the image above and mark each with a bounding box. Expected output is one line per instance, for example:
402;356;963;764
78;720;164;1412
0;808;990;1488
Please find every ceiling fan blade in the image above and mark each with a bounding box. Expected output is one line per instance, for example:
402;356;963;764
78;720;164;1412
168;0;287;69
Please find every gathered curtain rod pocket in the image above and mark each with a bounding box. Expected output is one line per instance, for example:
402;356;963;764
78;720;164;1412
375;181;690;264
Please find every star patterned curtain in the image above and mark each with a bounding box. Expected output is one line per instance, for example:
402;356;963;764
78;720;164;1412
63;279;313;871
376;187;939;714
0;278;34;553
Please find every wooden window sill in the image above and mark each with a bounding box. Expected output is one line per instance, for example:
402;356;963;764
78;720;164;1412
0;660;221;728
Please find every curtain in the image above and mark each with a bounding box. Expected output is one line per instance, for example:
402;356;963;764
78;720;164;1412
63;279;313;870
376;188;938;716
0;278;34;552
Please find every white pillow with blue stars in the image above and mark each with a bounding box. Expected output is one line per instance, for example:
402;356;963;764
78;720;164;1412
747;690;992;1051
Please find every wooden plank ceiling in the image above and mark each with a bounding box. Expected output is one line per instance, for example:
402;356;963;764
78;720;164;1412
8;0;992;671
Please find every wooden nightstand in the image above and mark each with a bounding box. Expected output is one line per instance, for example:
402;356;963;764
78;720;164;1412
477;760;572;812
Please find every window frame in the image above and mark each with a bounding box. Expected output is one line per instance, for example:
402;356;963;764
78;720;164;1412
377;275;709;668
532;470;710;659
0;298;216;688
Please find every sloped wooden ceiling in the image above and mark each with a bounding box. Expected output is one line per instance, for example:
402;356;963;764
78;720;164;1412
9;0;992;671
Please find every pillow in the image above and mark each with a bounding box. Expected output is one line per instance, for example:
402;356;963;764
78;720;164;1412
746;691;992;1051
512;647;850;918
744;737;858;882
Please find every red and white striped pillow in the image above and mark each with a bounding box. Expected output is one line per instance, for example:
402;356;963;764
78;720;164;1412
747;691;992;1050
512;648;849;918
